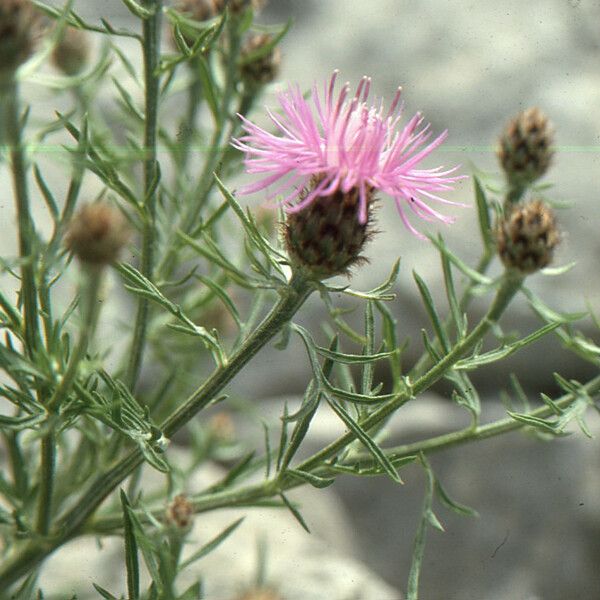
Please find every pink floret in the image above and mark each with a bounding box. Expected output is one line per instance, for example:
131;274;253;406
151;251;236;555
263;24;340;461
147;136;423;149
232;70;466;237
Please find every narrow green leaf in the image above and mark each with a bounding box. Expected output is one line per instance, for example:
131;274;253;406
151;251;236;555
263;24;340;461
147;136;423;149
92;584;120;600
120;490;140;600
455;322;561;370
343;259;400;301
429;236;493;285
262;420;272;478
407;455;441;600
34;165;59;220
327;398;402;484
121;0;153;19
180;518;244;569
361;301;376;395
178;582;202;600
413;271;450;353
194;274;241;327
279;492;310;533
439;241;464;335
473;176;493;250
507;411;563;434
286;468;335;488
435;479;479;518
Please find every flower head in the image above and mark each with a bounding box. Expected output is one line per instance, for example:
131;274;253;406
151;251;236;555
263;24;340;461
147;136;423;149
233;71;464;238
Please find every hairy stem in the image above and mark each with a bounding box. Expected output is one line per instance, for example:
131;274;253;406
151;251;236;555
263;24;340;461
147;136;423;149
127;0;163;390
88;369;600;534
0;273;312;588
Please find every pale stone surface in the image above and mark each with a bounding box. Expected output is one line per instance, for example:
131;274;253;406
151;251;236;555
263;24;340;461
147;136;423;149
39;454;402;599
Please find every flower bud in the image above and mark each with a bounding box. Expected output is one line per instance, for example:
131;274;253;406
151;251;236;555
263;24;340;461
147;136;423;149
166;494;194;530
498;107;554;189
65;203;131;265
240;33;281;88
284;179;375;280
0;0;43;79
51;27;90;76
495;199;559;274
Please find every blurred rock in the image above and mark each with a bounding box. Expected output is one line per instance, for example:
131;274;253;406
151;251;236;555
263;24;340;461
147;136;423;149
39;452;401;599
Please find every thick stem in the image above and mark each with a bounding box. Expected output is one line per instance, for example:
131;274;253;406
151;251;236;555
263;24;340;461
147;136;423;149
1;78;39;357
0;274;312;588
126;0;163;390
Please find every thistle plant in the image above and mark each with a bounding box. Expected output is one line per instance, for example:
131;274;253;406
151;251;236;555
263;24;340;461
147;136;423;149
0;1;597;598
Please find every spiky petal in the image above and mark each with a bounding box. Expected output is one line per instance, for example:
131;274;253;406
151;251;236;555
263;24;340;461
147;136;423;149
233;71;465;237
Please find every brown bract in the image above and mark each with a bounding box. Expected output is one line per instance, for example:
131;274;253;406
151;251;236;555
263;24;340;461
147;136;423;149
285;178;376;280
498;107;554;188
0;0;43;77
65;203;131;265
496;199;560;274
165;494;194;529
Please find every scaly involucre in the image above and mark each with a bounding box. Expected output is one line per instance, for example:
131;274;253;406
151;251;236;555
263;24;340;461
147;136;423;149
233;70;465;237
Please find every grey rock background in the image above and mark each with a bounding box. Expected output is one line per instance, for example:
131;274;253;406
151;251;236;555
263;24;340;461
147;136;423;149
3;0;600;598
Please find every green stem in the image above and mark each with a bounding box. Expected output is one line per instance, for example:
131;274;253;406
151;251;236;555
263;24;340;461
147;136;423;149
156;17;242;279
46;266;104;412
36;266;104;535
126;0;163;390
36;434;56;536
88;371;600;534
295;271;524;475
0;274;312;589
1;78;40;357
411;248;494;379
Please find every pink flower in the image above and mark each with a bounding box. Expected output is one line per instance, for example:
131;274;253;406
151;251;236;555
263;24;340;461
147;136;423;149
233;71;465;237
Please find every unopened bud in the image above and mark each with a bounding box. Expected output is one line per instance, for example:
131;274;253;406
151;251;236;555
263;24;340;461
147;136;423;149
498;107;554;190
0;0;43;78
495;199;559;274
166;494;194;530
52;26;90;76
240;33;281;88
285;179;375;280
65;203;131;265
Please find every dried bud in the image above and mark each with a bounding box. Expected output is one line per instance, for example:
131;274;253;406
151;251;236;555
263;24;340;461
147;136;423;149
498;107;554;189
51;27;90;76
285;179;375;280
240;33;281;88
495;199;559;274
0;0;43;78
65;203;131;265
166;494;194;529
